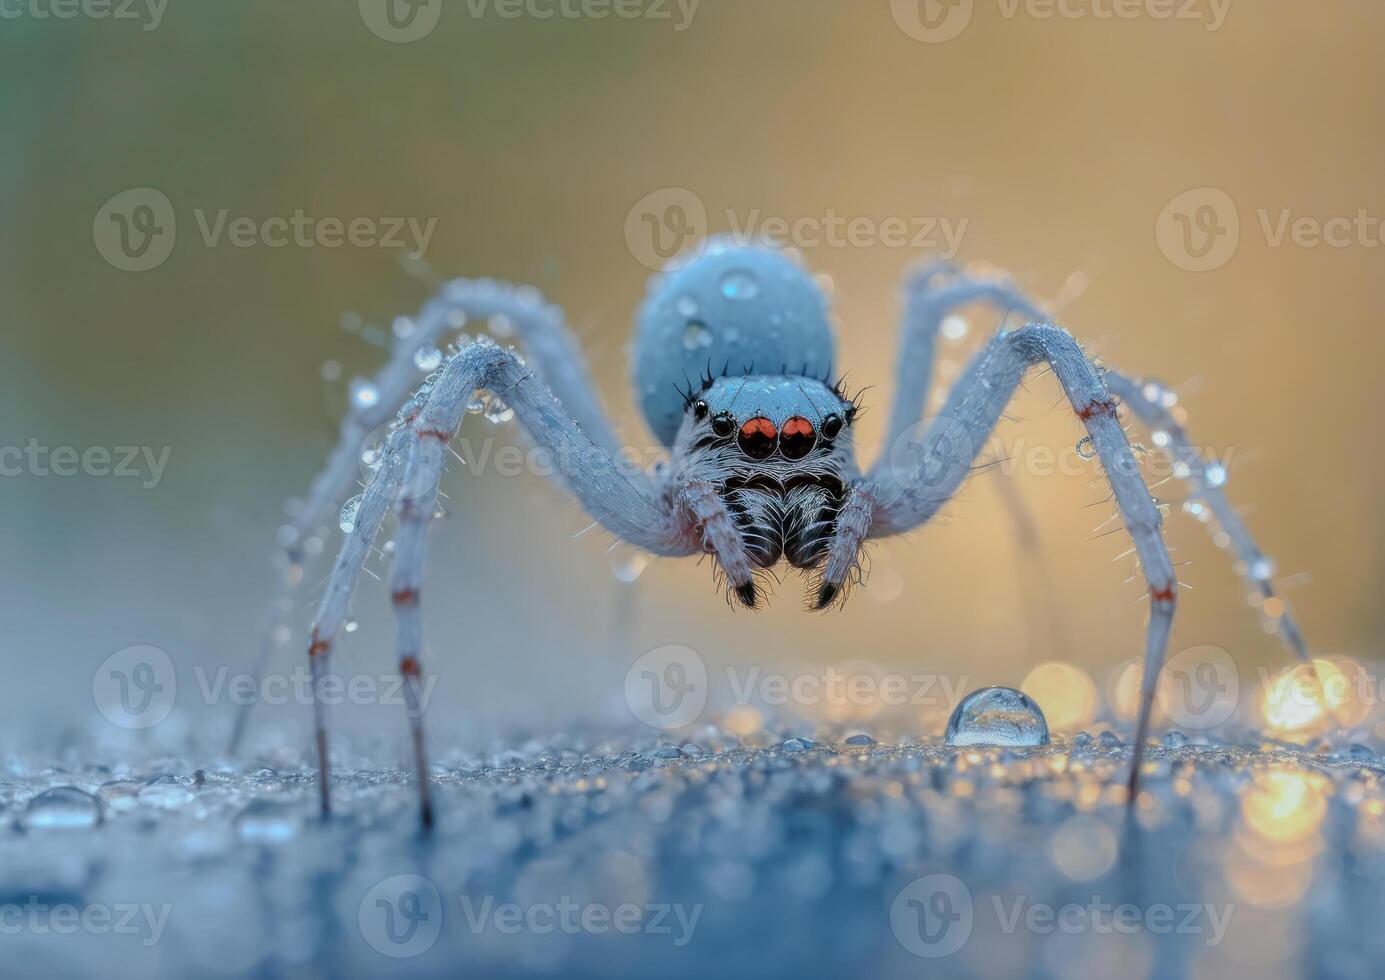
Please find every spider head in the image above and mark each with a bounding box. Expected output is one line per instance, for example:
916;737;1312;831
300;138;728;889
674;372;862;607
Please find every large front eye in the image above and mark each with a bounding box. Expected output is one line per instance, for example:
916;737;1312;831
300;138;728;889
711;413;736;438
779;416;816;460
737;417;777;459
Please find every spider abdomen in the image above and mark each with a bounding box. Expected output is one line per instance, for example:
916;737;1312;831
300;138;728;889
633;238;836;445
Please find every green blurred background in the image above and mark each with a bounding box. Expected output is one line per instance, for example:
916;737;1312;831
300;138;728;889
1;0;1381;745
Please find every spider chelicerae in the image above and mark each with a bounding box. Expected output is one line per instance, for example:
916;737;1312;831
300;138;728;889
251;237;1310;829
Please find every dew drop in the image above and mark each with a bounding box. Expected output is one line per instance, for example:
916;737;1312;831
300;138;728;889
781;736;817;753
944;687;1050;747
612;553;648;584
675;293;699;317
681;320;713;352
483;396;515;424
1250;558;1277;581
139;775;195;808
344;620;359;633
1164;730;1189;749
235;800;302;845
22;786;103;830
339;494;363;533
844;733;876;746
413;344;443;372
1348;743;1377;762
719;269;760;301
1098;730;1123;748
1204;463;1227;488
488;314;515;338
1076;435;1096;459
349;379;380;411
392;316;416;340
941;315;969;342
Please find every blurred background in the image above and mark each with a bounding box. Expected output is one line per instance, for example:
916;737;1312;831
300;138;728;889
2;0;1381;751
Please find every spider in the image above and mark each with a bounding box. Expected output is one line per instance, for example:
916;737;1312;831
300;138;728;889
262;237;1311;829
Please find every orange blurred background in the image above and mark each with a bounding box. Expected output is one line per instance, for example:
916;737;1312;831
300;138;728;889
2;0;1381;742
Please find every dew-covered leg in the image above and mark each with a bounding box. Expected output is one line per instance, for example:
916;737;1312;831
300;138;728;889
303;426;413;816
869;325;1177;804
880;261;1048;455
236;280;623;754
1102;370;1311;664
305;339;694;822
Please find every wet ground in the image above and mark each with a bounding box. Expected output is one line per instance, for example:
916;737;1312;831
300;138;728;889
2;723;1381;979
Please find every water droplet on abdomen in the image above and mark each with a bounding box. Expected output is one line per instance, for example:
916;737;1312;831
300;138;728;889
944;687;1050;747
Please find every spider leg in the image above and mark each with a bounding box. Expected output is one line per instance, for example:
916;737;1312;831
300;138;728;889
234;280;629;754
880;261;1048;457
811;265;1047;606
867;324;1176;807
1102;369;1311;664
306;339;694;825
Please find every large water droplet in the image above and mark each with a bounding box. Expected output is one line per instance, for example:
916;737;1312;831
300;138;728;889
944;687;1050;747
413;344;443;372
719;269;760;301
339;494;363;533
681;320;713;351
23;786;103;830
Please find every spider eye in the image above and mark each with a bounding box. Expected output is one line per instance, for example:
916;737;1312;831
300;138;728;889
821;413;844;439
711;413;736;438
779;416;816;460
738;417;777;460
693;399;709;419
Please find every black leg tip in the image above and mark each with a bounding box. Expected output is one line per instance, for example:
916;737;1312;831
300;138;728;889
735;581;758;609
813;581;840;610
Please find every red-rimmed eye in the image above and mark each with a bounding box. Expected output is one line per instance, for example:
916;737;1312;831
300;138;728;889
779;416;816;460
737;417;777;459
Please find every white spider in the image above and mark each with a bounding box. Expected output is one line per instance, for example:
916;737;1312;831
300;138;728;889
249;238;1311;829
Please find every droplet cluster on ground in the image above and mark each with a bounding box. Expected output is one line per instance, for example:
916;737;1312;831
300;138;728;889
1;722;1381;978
